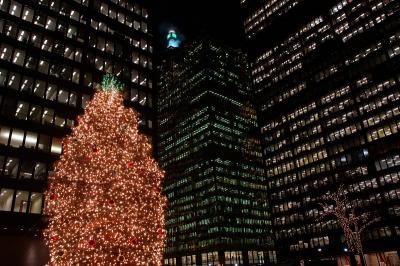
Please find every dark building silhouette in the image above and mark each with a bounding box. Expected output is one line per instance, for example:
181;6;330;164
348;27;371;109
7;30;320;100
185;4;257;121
241;0;400;264
0;0;154;264
157;39;275;266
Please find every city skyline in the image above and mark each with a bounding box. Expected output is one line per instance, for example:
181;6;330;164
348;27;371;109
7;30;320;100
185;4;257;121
0;0;399;265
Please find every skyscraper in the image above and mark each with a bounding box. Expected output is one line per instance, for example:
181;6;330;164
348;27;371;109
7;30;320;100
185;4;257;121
242;0;400;264
158;39;275;266
0;0;154;263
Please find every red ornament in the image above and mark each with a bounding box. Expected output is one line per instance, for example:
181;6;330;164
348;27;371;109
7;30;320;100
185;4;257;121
157;228;166;237
51;235;59;241
49;194;58;201
88;239;96;246
128;237;138;245
127;162;134;169
92;148;98;153
153;187;161;193
108;199;115;205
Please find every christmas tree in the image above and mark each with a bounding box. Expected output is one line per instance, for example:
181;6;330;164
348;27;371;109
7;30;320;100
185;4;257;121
44;75;167;265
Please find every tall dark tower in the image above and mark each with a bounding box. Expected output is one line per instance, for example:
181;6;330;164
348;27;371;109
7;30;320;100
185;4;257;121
0;0;154;263
158;39;275;266
241;0;400;264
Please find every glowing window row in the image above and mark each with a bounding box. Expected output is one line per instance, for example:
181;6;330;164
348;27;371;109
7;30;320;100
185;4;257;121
0;96;74;129
0;69;80;108
0;19;82;63
0;43;80;84
0;155;48;180
0;188;43;214
5;1;84;42
0;125;62;154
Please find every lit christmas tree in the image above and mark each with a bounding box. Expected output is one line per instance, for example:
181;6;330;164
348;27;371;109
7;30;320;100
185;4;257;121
44;75;167;265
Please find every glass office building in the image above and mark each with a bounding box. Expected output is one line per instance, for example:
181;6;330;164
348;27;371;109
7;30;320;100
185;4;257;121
242;0;400;263
158;40;275;266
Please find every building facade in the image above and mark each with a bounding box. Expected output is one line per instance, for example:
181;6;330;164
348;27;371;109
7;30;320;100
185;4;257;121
158;40;275;266
242;0;400;264
0;0;154;263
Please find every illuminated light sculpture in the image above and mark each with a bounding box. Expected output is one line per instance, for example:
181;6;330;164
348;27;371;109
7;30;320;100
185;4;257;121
318;184;378;266
44;75;167;265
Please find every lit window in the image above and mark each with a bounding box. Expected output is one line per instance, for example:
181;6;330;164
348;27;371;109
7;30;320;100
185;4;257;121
4;157;18;178
95;56;103;70
29;105;42;122
134;20;140;31
109;8;116;19
13;190;29;213
100;3;108;15
9;1;22;17
54;116;65;127
38;59;49;74
45;84;57;101
142;8;148;18
106;40;114;54
132;51;139;64
12;49;25;66
74;49;82;62
41;38;52;51
15;101;29;120
63;46;73;60
58;90;69;103
0;189;14;211
141;21;147;33
30;193;43;214
70;10;79;21
34;13;46;27
131;89;138;102
140;39;147;51
10;128;24;147
0;44;13;61
67;25;77;39
33;162;46;180
51;137;62;154
0;125;11;145
8;72;21;89
42;108;54;125
69;93;77;106
17;30;29;42
117;12;125;23
97;37;105;51
72;69;80;84
45;16;56;30
24;131;38;148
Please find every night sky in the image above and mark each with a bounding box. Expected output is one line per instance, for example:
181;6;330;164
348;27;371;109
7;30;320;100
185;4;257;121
152;0;244;49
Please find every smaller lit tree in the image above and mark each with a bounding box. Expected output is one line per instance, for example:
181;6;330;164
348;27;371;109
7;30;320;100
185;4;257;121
318;184;378;266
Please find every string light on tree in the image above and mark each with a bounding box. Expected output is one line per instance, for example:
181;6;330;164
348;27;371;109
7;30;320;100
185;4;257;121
318;184;378;266
44;75;167;265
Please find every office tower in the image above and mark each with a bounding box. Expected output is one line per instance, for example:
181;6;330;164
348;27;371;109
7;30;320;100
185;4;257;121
0;0;154;263
242;0;400;263
158;39;275;266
